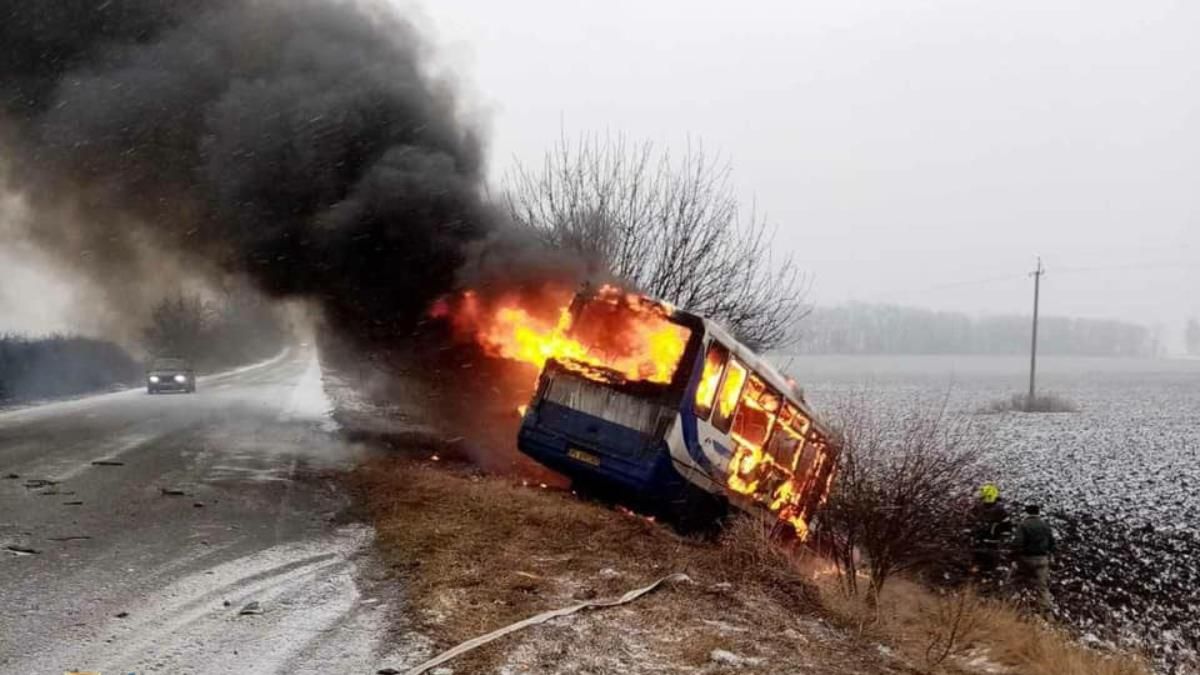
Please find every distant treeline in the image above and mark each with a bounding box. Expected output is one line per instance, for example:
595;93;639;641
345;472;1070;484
0;335;140;403
793;304;1157;356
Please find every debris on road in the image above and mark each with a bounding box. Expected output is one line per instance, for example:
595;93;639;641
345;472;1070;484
6;545;41;555
115;611;129;618
4;473;18;479
23;478;57;489
92;460;125;466
193;502;205;508
239;601;264;615
160;487;188;496
62;501;84;506
47;535;92;542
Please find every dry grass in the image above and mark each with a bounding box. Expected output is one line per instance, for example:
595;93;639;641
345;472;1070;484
814;576;1150;675
349;455;1147;674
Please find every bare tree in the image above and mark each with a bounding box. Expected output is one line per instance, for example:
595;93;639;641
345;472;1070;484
503;132;808;350
143;290;286;369
815;397;989;603
143;295;214;361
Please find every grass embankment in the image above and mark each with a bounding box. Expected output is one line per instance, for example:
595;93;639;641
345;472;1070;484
351;456;1147;674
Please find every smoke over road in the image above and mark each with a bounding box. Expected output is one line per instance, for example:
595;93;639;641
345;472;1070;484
0;0;564;342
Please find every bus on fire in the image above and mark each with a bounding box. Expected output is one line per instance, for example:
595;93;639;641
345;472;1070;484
516;285;838;537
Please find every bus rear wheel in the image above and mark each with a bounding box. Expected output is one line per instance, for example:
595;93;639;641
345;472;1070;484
669;484;728;537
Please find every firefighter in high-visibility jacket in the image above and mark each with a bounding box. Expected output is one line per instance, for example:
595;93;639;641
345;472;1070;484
971;483;1012;575
1012;503;1056;612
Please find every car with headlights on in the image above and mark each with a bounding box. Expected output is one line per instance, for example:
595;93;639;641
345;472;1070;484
146;357;196;394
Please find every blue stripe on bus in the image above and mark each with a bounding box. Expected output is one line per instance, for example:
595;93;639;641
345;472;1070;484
679;347;714;474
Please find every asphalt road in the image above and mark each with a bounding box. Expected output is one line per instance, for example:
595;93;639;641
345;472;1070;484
0;348;412;674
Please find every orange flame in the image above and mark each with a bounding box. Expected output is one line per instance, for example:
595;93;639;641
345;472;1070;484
720;373;834;541
432;285;690;386
693;348;724;415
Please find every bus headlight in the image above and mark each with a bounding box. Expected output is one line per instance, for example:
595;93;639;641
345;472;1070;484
174;374;187;383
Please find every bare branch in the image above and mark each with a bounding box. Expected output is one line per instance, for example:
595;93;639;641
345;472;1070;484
502;132;809;350
816;396;992;602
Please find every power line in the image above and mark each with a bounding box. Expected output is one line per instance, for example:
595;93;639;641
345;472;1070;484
875;273;1029;299
1053;261;1197;275
874;259;1196;300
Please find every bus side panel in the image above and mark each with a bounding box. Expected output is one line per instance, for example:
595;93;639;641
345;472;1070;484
668;340;735;496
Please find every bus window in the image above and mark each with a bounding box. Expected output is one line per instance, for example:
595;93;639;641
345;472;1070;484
766;404;808;469
711;358;747;433
693;342;728;420
730;375;779;451
795;435;827;493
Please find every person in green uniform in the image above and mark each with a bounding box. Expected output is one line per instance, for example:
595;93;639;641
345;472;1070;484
1012;503;1056;612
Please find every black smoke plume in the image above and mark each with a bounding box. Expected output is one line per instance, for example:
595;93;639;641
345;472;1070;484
0;0;534;342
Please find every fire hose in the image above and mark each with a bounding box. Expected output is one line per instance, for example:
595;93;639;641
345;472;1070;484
400;572;691;675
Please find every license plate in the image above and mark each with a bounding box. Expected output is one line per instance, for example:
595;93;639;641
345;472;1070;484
567;448;601;466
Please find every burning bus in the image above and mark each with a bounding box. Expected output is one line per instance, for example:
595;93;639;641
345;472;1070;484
436;284;838;538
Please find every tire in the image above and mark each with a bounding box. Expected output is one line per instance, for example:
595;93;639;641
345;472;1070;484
670;483;729;537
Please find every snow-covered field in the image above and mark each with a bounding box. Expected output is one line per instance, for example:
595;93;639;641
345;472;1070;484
782;355;1200;673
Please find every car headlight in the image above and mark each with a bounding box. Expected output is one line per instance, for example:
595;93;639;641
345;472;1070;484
149;375;160;383
174;374;187;383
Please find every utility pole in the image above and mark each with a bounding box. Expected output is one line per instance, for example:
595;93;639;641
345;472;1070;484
1027;257;1045;409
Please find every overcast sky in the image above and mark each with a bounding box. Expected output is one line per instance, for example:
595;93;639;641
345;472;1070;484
405;0;1199;340
3;0;1197;344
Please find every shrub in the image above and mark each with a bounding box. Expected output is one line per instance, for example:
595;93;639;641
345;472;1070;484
815;398;991;603
0;334;140;403
979;393;1080;414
